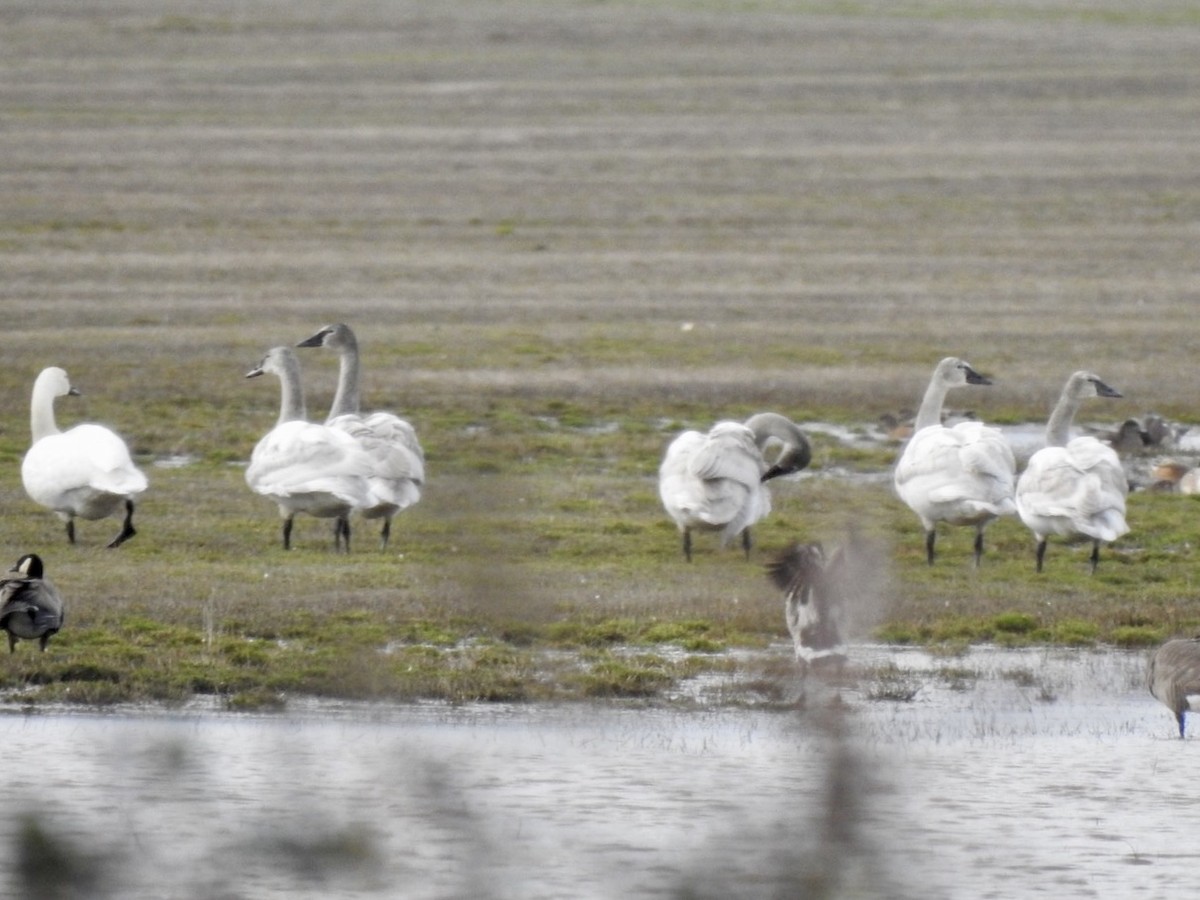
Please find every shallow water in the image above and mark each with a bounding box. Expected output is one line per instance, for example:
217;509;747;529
0;646;1191;899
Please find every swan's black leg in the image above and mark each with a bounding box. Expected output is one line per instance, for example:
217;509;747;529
1035;539;1047;573
683;529;692;563
106;500;137;548
65;520;76;545
742;528;752;560
925;530;936;566
1089;540;1100;574
973;529;984;568
282;516;294;550
334;516;351;553
380;518;391;551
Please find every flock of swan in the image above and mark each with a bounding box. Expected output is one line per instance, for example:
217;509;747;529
658;355;1197;737
246;323;425;553
2;341;1197;737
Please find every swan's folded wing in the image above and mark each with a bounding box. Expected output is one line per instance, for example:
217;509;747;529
23;426;148;499
894;427;966;485
688;423;762;486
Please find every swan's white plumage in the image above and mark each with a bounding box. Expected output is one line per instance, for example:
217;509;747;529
660;422;769;544
245;420;374;516
298;323;424;548
659;413;810;560
245;347;375;550
893;357;1016;565
1015;370;1128;572
21;367;147;546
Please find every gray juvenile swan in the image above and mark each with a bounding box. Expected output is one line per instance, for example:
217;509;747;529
1148;638;1200;738
658;413;811;561
0;553;65;653
893;357;1016;566
1015;371;1128;573
245;347;375;552
21;367;148;548
766;542;848;671
297;323;425;550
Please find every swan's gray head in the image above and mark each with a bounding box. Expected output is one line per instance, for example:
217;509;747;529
245;346;296;379
936;357;991;388
9;554;44;580
297;323;356;352
744;413;813;482
35;367;81;400
1066;371;1121;401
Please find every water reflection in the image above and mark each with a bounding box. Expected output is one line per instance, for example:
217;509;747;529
0;647;1192;899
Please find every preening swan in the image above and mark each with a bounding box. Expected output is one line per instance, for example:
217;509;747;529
245;347;375;552
893;357;1016;566
0;553;64;653
297;323;425;550
659;413;811;561
766;542;847;670
21;367;148;548
1148;638;1200;738
1015;371;1128;573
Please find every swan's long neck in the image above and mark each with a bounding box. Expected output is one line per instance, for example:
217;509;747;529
1044;389;1082;448
328;336;362;420
275;358;308;426
745;412;802;449
913;378;950;431
29;380;60;443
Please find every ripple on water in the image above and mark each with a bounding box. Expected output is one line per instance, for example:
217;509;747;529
0;647;1188;899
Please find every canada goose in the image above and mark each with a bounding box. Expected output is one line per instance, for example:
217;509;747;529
21;367;148;548
766;542;848;670
893;358;1016;566
297;323;425;550
659;413;811;561
1015;371;1128;573
1148;638;1200;738
245;347;375;552
0;554;64;653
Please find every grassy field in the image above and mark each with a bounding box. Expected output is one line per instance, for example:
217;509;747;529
0;0;1198;707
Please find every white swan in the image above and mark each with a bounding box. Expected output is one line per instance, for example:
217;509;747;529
0;553;64;653
659;412;811;561
245;347;376;552
893;357;1016;566
1015;371;1128;573
297;323;425;550
1149;638;1200;738
21;366;148;547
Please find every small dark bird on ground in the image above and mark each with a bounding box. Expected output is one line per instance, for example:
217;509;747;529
0;554;65;653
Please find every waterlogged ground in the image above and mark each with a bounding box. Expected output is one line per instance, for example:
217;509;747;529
0;646;1189;899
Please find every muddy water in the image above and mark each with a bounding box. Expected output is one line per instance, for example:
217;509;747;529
0;647;1191;899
